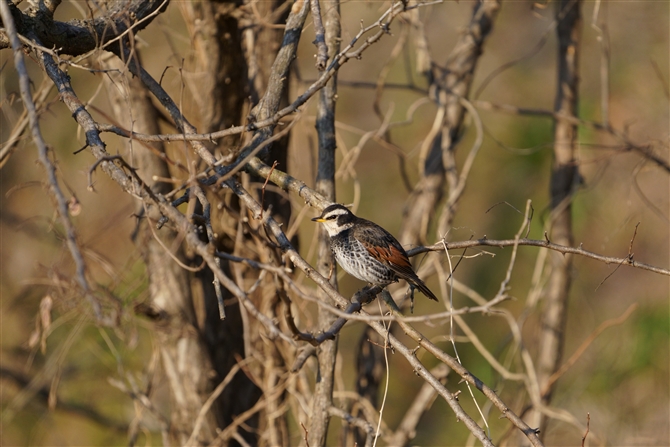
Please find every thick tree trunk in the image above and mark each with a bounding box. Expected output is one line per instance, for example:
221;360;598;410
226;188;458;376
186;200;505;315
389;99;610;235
523;0;581;441
180;2;300;444
101;54;220;446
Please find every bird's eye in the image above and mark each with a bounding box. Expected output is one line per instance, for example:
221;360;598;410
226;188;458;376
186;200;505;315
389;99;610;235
327;215;336;220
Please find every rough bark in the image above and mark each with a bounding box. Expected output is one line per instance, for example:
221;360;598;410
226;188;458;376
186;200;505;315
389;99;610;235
0;0;168;55
179;1;294;445
101;54;219;446
523;0;581;442
308;0;341;445
179;0;247;148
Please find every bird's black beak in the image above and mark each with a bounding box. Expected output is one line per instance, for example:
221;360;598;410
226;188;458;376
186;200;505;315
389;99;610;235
311;216;325;222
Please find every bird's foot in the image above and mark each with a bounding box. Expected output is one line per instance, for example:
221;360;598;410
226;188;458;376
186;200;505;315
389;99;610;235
406;286;416;314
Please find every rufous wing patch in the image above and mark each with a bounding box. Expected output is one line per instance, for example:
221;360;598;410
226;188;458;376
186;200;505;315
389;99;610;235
365;244;412;270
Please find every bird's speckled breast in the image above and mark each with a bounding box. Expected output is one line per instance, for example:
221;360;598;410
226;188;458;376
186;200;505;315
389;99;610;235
330;229;397;285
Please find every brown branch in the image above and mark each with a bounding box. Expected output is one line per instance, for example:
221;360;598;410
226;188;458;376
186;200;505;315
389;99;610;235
192;186;226;319
328;406;374;447
0;77;53;168
0;0;168;56
379;292;543;447
291;346;317;373
411;238;670;276
433;0;500;238
581;413;590;447
527;0;581;440
400;0;500;246
277;279;315;344
246;0;309;154
310;0;328;70
185;363;243;446
211;398;267;446
107;376;171;437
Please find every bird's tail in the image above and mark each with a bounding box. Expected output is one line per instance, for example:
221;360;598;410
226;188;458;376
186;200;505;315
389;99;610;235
410;277;438;301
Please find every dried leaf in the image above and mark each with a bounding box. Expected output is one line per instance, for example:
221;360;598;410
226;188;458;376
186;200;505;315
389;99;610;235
39;295;53;354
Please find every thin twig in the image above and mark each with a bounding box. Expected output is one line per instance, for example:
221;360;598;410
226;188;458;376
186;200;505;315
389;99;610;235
328;406;374;447
96;1;438;147
581;413;590;447
193;186;226;319
260;160;279;220
0;77;53;168
472;99;670;173
411;238;670;276
185;363;244;446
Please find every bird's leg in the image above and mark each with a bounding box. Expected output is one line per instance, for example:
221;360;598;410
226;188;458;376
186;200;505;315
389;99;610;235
409;286;416;314
327;261;334;281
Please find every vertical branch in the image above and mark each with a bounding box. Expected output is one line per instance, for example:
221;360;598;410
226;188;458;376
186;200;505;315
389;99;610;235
180;1;301;443
310;0;329;70
250;0;310;127
400;0;500;246
178;0;246;141
0;0;103;319
351;327;385;447
433;0;500;238
526;0;581;440
308;0;340;445
591;0;610;125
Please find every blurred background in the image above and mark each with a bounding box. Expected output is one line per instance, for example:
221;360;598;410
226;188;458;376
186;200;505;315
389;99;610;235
1;0;668;445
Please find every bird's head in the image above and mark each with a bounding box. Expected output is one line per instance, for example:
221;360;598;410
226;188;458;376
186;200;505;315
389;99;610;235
311;204;355;236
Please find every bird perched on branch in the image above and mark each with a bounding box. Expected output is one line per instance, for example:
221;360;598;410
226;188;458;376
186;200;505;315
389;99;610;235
312;204;438;302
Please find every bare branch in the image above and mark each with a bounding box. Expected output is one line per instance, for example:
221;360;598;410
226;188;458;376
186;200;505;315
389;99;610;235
472;99;670;173
185;363;243;446
581;413;590;447
1;0;168;56
0;78;53;168
310;0;328;70
329;406;374;447
411;238;670;276
380;294;544;447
